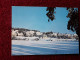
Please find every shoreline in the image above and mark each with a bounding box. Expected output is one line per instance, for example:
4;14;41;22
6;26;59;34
12;36;78;41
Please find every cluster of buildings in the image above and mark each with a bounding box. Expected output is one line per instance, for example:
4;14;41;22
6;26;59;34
12;28;78;40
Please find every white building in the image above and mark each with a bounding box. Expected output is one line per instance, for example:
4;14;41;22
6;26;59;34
26;31;35;37
12;30;18;37
36;31;42;35
17;32;24;36
53;33;57;37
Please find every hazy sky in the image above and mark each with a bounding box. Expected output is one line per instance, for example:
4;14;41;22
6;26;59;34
12;6;76;34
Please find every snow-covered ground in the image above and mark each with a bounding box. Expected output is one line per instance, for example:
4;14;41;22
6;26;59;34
12;37;79;55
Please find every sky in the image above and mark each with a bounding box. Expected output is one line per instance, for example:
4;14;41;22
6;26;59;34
12;6;76;34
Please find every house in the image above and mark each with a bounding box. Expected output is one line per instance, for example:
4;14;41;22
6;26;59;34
25;31;35;37
17;32;24;36
42;34;47;39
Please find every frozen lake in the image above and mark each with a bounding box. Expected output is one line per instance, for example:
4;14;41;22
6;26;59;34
12;39;79;55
